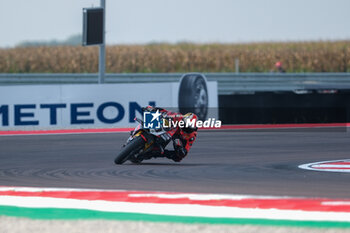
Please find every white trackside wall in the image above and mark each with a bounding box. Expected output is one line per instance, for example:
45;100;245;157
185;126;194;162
0;82;217;130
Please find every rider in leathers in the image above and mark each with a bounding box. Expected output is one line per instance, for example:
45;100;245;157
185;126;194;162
142;106;198;162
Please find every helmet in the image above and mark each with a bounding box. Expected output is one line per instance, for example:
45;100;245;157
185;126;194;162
182;113;198;133
275;61;282;67
143;105;155;112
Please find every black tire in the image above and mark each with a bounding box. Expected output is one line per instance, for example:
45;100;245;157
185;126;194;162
178;73;208;121
114;136;145;164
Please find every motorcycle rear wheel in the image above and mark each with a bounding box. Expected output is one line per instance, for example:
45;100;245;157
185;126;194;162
114;136;145;164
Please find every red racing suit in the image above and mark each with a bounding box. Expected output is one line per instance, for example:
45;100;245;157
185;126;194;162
145;107;198;162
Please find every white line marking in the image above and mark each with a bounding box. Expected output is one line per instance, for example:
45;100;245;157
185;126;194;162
0;187;293;200
299;159;350;173
312;165;350;168
128;193;289;200
322;201;350;206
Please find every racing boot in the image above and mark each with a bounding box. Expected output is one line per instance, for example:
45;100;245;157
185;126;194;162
163;150;182;162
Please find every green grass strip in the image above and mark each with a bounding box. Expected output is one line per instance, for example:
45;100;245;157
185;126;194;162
0;205;350;228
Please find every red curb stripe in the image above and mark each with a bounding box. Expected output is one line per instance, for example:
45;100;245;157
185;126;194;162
0;128;133;135
0;123;349;136
312;167;350;170
201;123;350;130
1;190;350;212
318;162;350;165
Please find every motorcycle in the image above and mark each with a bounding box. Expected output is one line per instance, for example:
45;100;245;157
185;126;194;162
114;116;175;165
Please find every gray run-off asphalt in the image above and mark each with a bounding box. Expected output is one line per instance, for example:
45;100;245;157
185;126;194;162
0;129;349;198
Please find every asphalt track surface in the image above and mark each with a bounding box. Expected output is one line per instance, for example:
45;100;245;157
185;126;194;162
0;128;350;198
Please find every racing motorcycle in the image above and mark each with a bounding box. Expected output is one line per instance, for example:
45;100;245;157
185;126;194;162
114;116;174;164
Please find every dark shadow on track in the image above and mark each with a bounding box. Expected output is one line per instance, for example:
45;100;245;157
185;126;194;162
1;131;350;198
120;162;205;166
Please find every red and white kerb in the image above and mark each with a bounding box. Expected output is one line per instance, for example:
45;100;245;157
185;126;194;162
299;159;350;173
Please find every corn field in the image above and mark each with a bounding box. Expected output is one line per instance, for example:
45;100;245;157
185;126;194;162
0;41;349;73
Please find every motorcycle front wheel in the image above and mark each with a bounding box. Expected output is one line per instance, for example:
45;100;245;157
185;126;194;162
114;136;145;164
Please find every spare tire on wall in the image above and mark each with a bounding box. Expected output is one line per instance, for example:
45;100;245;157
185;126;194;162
178;73;208;121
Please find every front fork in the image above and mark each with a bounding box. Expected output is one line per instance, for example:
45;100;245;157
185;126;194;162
133;131;155;155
